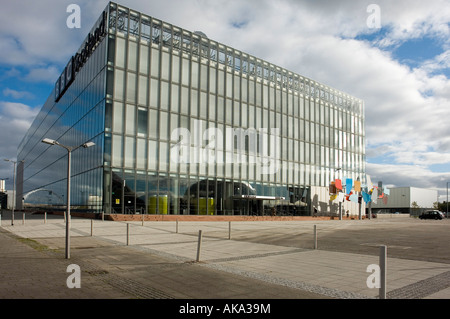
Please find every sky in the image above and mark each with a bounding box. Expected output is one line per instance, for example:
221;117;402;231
1;0;450;202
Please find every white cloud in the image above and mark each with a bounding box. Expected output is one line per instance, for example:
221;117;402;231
0;101;40;128
24;65;60;84
367;162;450;202
3;88;35;100
0;102;40;185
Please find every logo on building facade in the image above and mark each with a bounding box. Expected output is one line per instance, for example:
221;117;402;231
55;11;107;102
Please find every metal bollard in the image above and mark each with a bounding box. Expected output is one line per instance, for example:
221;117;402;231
176;219;178;233
314;225;317;250
91;219;94;237
22;213;25;225
228;221;231;240
196;230;203;262
379;245;387;299
126;223;130;246
44;212;47;224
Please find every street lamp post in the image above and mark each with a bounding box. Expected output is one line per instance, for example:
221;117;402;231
447;182;449;219
42;138;95;259
4;159;24;226
334;168;342;220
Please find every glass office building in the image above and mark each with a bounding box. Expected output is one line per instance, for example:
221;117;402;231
16;2;365;216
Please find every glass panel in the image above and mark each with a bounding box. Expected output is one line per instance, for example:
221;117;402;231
190;89;198;117
124;136;135;168
139;44;149;74
112;134;123;167
208;94;215;121
200;92;207;119
201;64;208;91
138;75;148;105
159;142;168;171
171;83;179;112
151;48;160;77
150;78;159;108
209;67;216;93
128;41;138;71
113;102;123;133
191;60;199;88
149;109;158;138
136;172;146;213
137;138;147;169
161;81;169;110
137;107;148;136
105;102;112;131
115;37;126;68
161;51;170;80
172;55;180;83
160;111;168;140
181;58;190;86
148;140;158;170
125;104;135;135
104;133;111;164
114;69;124;100
181;87;189;115
126;72;136;103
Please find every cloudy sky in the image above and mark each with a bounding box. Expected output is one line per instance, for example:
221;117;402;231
1;0;450;201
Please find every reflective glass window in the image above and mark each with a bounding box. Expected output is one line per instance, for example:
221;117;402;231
125;104;136;135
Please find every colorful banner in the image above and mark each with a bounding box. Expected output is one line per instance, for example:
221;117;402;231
371;187;378;204
346;178;353;195
349;194;359;203
362;191;371;204
335;179;342;190
354;180;361;192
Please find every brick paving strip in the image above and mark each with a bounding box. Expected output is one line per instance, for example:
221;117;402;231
387;270;450;299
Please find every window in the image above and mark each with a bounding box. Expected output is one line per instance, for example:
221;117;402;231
113;102;124;133
138;75;148;105
114;69;125;100
115;37;126;68
137;107;148;136
150;78;159;108
149;109;158;138
125;104;135;135
128;41;138;71
112;135;123;167
126;72;136;103
124;137;135;167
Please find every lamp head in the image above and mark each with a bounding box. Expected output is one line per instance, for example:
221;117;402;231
42;138;57;145
82;141;95;148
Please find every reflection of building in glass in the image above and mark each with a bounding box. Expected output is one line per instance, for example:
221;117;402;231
16;2;365;216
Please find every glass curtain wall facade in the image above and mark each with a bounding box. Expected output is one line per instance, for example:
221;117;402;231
16;13;107;212
104;2;365;216
17;2;365;216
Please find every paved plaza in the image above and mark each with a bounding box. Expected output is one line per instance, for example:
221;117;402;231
1;211;450;302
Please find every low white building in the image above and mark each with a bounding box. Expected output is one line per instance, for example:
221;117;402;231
371;187;438;216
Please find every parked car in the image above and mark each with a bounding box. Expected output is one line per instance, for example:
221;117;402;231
419;210;443;220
